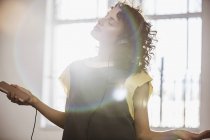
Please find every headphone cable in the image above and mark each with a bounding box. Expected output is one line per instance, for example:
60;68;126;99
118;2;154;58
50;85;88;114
86;55;110;140
31;109;37;140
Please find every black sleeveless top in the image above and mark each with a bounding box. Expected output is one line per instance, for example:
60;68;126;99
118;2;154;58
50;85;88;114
62;59;137;140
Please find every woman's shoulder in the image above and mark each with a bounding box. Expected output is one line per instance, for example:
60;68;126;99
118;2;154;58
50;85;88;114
125;70;154;98
126;70;153;84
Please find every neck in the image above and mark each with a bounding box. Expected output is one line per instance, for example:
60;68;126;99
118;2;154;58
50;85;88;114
97;43;133;70
98;43;116;61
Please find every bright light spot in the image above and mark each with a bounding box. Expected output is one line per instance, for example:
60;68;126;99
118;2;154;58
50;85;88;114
113;87;127;101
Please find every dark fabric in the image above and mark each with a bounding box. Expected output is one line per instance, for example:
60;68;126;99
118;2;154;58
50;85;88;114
62;59;137;140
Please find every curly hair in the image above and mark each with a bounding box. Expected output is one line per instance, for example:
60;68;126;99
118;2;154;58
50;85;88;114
115;2;157;73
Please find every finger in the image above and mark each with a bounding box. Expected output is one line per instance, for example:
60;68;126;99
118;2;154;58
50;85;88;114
12;96;25;105
11;85;30;97
18;98;24;103
10;96;17;103
14;96;19;102
11;100;16;103
11;84;18;88
14;85;28;93
0;88;8;94
16;99;25;105
17;102;24;105
10;91;15;100
14;95;25;102
7;92;11;99
11;84;22;90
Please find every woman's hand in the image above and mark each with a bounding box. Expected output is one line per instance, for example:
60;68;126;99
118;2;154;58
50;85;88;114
6;84;66;128
198;130;210;139
179;130;210;140
7;84;37;106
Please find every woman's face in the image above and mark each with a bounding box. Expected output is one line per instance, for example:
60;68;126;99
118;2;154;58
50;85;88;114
91;6;125;45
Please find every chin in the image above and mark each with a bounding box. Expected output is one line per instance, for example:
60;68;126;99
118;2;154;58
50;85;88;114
91;29;101;41
91;29;113;44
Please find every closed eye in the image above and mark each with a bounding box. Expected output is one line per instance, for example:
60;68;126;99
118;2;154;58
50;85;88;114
108;17;117;25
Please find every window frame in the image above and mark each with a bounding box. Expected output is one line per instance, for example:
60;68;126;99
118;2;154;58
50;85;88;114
143;0;202;129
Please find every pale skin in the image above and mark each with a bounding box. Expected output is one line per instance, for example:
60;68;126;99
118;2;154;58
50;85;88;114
7;5;210;140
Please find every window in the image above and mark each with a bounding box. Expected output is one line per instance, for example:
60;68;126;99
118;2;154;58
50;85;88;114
42;0;202;128
142;0;202;128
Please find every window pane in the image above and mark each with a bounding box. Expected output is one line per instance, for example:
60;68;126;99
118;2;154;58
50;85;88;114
155;19;188;127
108;0;117;8
156;19;187;74
98;0;109;17
155;0;187;15
52;23;98;111
189;0;202;13
188;18;201;78
185;18;201;128
55;0;108;20
142;0;155;15
149;18;201;128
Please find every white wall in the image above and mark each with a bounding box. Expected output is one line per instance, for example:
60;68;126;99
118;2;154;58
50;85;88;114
0;0;63;140
0;0;209;140
200;0;210;131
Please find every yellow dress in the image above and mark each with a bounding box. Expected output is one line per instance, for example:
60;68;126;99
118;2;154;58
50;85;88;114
124;71;153;119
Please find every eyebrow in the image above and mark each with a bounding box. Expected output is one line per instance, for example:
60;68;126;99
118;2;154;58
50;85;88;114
106;9;120;22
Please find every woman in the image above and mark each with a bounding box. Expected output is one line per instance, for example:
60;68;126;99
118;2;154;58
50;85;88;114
7;2;210;140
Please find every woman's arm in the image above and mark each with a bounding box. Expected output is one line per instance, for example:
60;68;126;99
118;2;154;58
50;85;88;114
31;97;67;129
133;83;210;140
7;84;67;129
